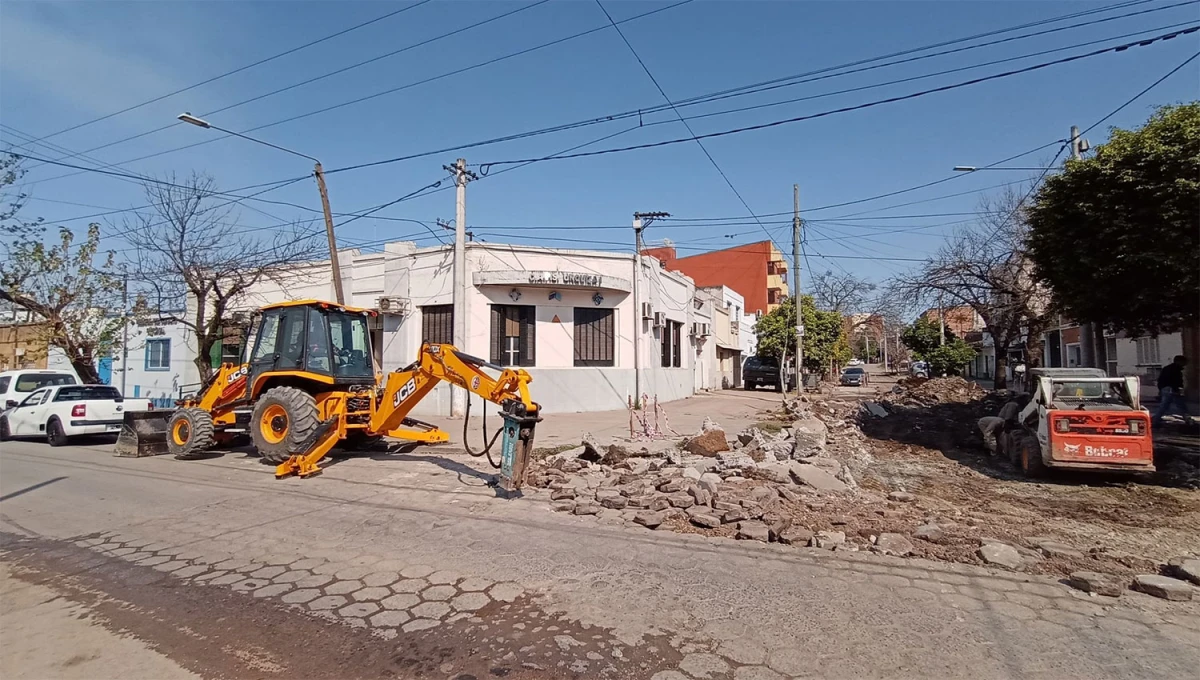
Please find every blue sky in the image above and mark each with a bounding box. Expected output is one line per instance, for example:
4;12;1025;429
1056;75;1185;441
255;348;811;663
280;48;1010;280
2;0;1197;287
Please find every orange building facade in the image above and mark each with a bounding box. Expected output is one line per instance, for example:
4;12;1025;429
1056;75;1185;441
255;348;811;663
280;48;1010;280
641;241;789;315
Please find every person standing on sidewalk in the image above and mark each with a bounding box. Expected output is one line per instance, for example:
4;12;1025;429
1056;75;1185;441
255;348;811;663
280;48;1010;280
1152;355;1196;426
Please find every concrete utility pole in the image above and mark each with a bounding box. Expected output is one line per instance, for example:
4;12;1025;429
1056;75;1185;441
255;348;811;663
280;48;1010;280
632;212;669;405
313;163;345;305
445;158;477;417
938;293;946;346
792;184;803;396
120;273;129;396
1069;124;1098;369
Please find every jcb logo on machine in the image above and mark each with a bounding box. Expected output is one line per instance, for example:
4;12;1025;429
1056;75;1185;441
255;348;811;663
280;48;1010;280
392;378;417;407
226;366;248;383
472;376;481;390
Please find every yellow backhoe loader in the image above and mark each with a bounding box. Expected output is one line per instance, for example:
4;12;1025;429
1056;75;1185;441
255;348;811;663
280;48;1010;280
156;300;539;489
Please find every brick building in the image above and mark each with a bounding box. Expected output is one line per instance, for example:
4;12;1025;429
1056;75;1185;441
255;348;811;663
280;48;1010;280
640;241;789;315
921;305;982;338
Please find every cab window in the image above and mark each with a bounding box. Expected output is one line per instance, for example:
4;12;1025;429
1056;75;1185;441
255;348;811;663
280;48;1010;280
252;311;282;362
305;307;332;374
15;373;76;392
20;389;48;407
328;311;372;378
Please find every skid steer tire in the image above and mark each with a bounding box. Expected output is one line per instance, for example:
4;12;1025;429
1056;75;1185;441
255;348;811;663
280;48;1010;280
1017;434;1046;478
251;387;319;464
169;408;216;460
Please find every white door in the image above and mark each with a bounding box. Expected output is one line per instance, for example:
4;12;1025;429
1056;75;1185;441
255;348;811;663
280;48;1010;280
9;388;51;436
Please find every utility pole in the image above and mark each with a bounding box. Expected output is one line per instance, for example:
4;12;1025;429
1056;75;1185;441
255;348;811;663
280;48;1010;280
445;158;477;417
938;293;946;346
120;273;129;396
792;184;803;396
1069;124;1098;369
632;212;669;405
312;163;345;305
881;320;889;371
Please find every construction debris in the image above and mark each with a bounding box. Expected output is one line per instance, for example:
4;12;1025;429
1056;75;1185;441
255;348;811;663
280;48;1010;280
1132;574;1194;601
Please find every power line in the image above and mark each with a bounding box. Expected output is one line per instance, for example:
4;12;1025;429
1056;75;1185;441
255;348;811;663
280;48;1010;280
593;0;785;254
20;0;435;147
475;26;1199;171
1082;47;1200;134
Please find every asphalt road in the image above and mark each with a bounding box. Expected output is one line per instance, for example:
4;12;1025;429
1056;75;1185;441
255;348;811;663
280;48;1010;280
1;397;1198;679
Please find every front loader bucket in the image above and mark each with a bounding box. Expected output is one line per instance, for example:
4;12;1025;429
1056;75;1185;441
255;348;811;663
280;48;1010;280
113;410;171;458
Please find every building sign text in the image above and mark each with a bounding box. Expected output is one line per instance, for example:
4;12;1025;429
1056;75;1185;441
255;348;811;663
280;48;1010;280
528;271;603;287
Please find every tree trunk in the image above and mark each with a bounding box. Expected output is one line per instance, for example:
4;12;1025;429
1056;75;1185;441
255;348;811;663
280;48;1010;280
71;356;101;384
1025;330;1045;370
994;353;1008;390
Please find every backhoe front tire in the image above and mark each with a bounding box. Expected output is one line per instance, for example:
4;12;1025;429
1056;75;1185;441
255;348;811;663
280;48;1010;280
169;408;216;460
251;387;319;464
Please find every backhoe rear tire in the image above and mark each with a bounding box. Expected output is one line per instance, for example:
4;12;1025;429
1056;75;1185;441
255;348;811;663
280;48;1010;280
340;431;384;452
169;408;216;460
251;387;319;464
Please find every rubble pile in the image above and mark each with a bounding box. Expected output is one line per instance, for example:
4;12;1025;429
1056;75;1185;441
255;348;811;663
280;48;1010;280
886;376;988;407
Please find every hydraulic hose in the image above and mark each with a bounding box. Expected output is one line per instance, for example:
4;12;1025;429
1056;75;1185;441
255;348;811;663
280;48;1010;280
462;396;503;469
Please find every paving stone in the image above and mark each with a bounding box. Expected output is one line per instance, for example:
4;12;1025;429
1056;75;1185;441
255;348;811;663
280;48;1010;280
633;510;667;529
401;564;435;579
736;521;770;542
412;601;451;619
289;558;325;571
261;554;296;566
421;585;457;601
339;602;380;618
272;570;311;584
253;583;293;598
875;533;914;556
250;565;287;579
717;637;768;665
392;578;427;594
777;526;813;546
370;610;411;628
766;647;808;676
353;587;392;602
282;589;323;604
173;565;210;579
650;672;690;680
451;591;491;612
1035;540;1084;559
689;513;722;529
137;555;170;567
382;593;420;610
402;618;440;632
977;543;1023;570
334;565;372;580
733;666;786;680
308;595;348;611
1168;557;1200;586
325;579;363;595
1132;574;1194;601
231;578;271;593
490;582;523;603
427;570;460;585
457;576;492;592
209;572;243;586
887;491;916;503
362;572;399;588
813;530;845;549
295;574;334;589
154;560;191;573
679;652;730;679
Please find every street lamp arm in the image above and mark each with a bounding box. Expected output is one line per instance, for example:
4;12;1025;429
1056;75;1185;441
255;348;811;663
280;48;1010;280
176;113;320;164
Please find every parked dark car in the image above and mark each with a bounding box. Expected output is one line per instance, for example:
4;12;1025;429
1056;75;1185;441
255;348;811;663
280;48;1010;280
840;366;869;387
743;356;795;391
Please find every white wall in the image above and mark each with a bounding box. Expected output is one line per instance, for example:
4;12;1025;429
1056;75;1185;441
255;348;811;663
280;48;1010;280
1113;332;1182;399
110;318;195;402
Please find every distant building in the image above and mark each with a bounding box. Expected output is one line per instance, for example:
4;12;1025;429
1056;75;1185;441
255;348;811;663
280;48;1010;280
641;240;789;315
920;305;983;338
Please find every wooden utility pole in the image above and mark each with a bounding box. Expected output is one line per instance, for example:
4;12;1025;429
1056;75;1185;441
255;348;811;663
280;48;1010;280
792;184;803;395
313;162;345;305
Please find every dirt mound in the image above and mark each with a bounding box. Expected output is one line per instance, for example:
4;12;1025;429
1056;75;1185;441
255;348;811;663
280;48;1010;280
892;376;988;406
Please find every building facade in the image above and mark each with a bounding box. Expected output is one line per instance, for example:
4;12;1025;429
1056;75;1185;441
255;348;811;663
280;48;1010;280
103;313;196;407
188;241;712;415
641;241;789;315
1041;319;1198;400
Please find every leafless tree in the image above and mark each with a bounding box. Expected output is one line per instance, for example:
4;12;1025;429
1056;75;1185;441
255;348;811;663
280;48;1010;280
809;269;876;315
890;185;1053;389
117;173;321;381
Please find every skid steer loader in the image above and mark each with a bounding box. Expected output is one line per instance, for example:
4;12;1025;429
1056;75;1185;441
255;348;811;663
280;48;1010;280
154;300;540;489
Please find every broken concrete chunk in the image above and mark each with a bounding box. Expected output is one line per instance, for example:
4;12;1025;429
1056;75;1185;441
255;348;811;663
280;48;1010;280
689;513;722;529
626;495;654;509
688;485;711;507
1168;556;1200;586
573;502;601;516
600;495;628;510
887;491;917;503
682;467;702;481
790;463;849;492
698;473;722;495
790;417;828;458
622;458;652;475
659;478;688;494
684;427;730;457
777;526;813;546
633;510;667;529
812;530;846;549
667;493;695;509
722;507;749;524
550;489;576;501
580;433;604;461
862;401;889;418
913;524;944;542
875;533;914;557
736;520;770;542
977;543;1023;570
716;452;757;472
552;501;576;513
755;462;793;485
1036;540;1084;559
1067;571;1123;597
649;496;671;512
1132;574;1193;601
777;486;803;503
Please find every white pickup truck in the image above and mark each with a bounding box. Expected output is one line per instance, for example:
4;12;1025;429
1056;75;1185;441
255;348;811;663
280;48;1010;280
0;384;153;446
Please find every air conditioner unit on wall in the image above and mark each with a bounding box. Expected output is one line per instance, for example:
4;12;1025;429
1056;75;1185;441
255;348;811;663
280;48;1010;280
376;296;411;315
653;312;667;328
692;322;710;337
641;302;654;320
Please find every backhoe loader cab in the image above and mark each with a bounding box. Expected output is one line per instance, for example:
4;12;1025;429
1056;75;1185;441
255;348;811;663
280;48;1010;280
161;299;540;486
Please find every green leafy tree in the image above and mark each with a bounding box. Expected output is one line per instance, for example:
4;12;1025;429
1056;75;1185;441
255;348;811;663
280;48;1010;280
0;224;124;383
924;339;977;376
1027;103;1200;336
755;295;850;375
900;316;957;358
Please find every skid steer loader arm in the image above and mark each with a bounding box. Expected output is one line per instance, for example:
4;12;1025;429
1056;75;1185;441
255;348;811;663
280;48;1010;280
274;344;540;487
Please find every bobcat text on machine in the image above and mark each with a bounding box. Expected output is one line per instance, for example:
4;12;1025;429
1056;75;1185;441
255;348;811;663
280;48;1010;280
997;368;1154;476
139;300;539;489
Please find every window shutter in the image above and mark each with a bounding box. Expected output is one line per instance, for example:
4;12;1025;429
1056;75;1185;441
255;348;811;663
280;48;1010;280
521;306;535;366
490;305;502;365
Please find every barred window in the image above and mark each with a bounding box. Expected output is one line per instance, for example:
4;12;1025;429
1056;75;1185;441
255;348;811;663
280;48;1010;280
490;305;535;367
421;305;453;345
574;308;614;367
660;320;682;368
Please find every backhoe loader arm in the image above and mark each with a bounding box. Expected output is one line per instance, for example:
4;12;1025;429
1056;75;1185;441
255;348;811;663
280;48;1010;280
182;362;250;414
371;343;538;434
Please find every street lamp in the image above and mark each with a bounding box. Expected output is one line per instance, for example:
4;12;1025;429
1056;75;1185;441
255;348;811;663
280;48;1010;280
177;113;345;304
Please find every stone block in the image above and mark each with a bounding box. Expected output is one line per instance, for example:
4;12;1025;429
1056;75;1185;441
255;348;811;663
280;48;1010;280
1132;574;1193;601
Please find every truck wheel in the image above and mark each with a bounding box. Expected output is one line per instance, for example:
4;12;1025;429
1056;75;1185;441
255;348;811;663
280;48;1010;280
46;418;69;447
251;387;319;464
169;408;216;460
1018;434;1046;478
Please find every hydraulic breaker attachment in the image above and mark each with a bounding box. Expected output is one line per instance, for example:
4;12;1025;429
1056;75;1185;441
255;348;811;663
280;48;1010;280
275;417;341;479
496;404;540;495
113;410;171;457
